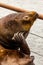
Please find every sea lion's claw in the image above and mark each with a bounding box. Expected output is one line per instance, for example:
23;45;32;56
30;56;34;62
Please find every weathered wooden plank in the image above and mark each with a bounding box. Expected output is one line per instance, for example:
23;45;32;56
31;52;43;65
26;34;43;65
26;34;43;56
30;19;43;37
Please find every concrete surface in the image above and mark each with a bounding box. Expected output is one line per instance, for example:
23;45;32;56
0;0;43;65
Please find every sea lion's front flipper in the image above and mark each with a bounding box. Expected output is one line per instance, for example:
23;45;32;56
12;32;30;56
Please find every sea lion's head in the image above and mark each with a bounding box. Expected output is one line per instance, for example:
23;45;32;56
22;11;38;31
21;11;38;37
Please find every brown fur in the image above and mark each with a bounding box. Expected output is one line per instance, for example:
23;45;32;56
0;11;38;38
0;11;38;59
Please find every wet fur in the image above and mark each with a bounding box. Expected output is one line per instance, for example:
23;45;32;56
0;12;38;56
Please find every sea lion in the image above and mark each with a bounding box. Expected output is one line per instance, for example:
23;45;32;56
0;11;38;56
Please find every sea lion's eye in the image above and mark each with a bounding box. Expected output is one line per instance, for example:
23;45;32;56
22;16;31;24
23;16;30;21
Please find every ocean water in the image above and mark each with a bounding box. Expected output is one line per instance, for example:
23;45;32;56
0;0;43;65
